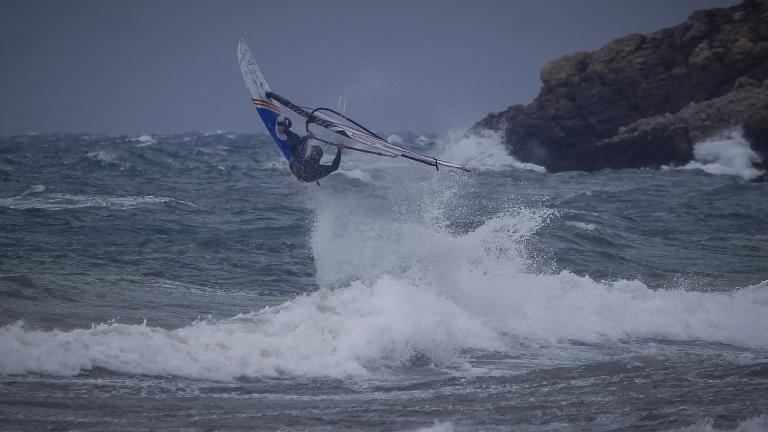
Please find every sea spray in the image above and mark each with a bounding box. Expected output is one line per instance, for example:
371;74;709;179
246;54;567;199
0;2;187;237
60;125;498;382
682;129;762;180
4;192;766;381
435;129;545;172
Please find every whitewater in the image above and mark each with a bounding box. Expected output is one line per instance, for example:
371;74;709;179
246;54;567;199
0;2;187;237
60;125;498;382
0;130;766;431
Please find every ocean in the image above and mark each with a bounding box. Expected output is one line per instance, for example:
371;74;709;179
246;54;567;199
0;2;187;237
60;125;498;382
0;130;766;431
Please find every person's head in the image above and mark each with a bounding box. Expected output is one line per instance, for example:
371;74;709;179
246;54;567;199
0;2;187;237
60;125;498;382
275;116;292;133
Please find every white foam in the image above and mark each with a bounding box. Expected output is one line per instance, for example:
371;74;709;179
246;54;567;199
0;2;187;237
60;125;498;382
86;150;119;163
0;193;184;211
21;184;46;195
257;160;288;171
359;170;766;353
0;276;501;379
2;253;765;381
681;129;762;180
203;130;226;136
338;168;373;182
409;421;455;432
132;134;156;147
435;130;545;172
310;191;768;350
566;221;597;231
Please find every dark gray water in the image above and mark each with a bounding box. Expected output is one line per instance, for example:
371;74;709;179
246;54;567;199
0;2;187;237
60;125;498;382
1;132;767;431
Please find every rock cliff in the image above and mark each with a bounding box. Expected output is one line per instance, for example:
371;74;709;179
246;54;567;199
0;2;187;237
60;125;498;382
474;0;768;174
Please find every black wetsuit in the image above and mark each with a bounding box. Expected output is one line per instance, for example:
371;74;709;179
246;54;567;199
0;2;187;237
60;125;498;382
286;130;342;182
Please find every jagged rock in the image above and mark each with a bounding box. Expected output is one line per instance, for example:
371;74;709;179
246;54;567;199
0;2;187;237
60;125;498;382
733;38;755;53
474;0;768;173
586;87;768;171
734;76;761;90
540;52;590;87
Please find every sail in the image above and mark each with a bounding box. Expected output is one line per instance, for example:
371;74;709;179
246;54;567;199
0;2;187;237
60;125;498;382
266;91;470;172
239;38;469;172
238;40;294;160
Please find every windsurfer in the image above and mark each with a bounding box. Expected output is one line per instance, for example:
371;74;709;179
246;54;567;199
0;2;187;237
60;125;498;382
276;116;344;182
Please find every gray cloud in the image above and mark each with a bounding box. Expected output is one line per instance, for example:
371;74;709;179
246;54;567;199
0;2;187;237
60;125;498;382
1;0;738;136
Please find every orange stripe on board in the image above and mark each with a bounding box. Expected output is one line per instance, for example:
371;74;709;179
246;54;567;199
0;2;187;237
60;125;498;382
251;98;281;112
251;97;276;106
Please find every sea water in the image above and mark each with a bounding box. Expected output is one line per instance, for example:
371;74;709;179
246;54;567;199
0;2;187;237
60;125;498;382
0;130;766;431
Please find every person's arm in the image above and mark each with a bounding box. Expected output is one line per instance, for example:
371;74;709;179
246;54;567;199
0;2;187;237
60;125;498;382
298;131;315;145
329;144;343;171
287;130;309;160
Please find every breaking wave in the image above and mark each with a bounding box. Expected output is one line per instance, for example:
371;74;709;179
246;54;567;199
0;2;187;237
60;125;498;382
2;174;767;381
436;130;545;172
681;129;763;180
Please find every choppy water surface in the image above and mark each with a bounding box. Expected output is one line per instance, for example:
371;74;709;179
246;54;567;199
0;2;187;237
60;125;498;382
1;131;767;431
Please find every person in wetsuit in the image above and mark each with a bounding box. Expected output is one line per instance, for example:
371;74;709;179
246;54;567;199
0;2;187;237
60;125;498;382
276;116;344;182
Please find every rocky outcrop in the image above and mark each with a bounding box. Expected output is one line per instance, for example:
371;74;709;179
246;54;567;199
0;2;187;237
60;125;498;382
475;0;768;173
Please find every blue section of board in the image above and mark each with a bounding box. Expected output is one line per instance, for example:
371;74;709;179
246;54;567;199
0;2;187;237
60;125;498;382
256;107;292;161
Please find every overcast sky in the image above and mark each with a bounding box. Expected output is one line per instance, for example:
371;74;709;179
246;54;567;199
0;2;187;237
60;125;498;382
1;0;739;136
